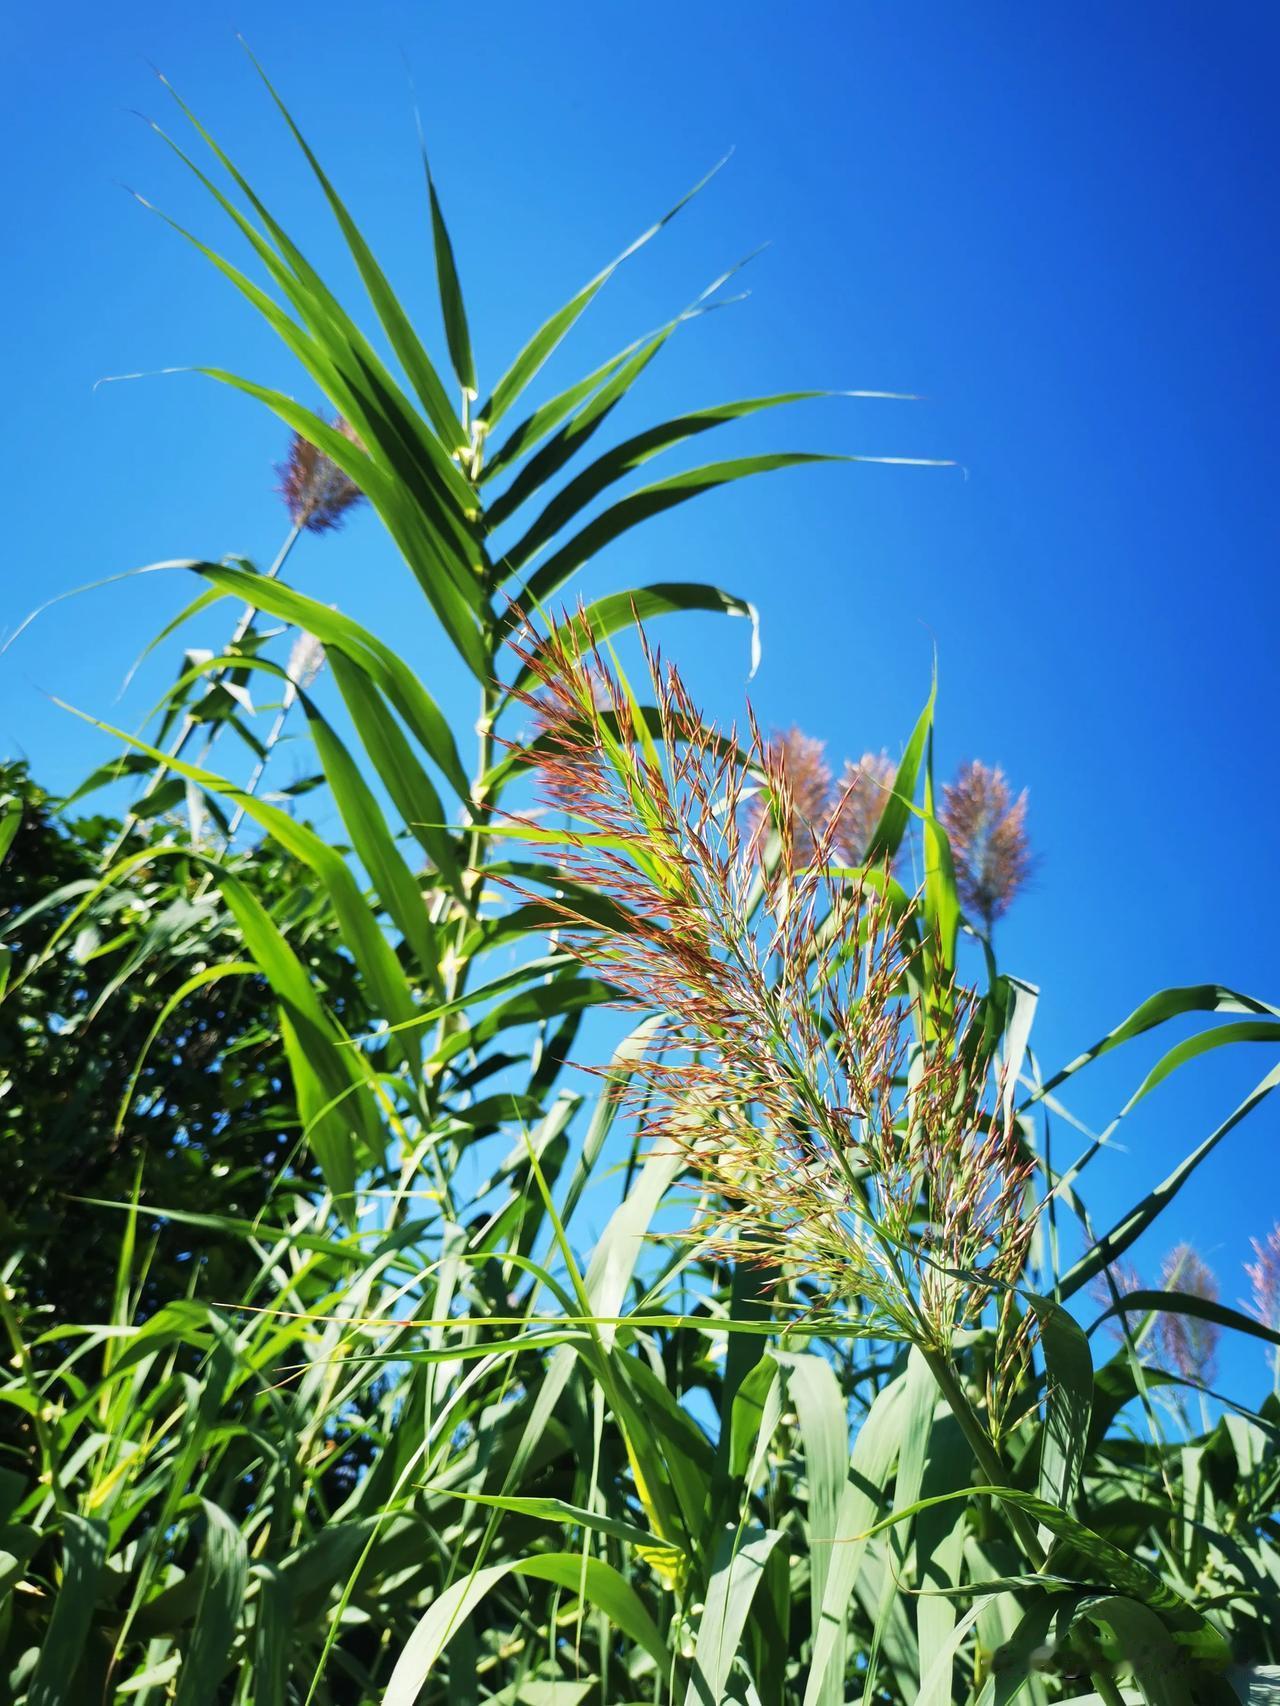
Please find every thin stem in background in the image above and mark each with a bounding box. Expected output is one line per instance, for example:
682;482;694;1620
102;523;302;862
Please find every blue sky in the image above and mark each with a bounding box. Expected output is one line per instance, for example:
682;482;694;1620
4;3;1278;1391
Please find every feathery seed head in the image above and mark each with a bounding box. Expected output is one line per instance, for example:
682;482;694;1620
277;417;366;533
1245;1223;1280;1376
1246;1224;1280;1328
940;760;1032;932
826;751;898;867
1158;1243;1220;1383
749;727;832;871
507;610;1040;1353
1089;1258;1145;1340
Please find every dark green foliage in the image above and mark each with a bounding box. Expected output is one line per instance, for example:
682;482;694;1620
0;762;362;1324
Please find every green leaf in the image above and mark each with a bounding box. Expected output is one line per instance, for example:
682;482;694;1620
1069;1595;1195;1706
508;452;926;618
143;111;481;546
866;671;934;866
1026;984;1280;1109
217;870;377;1207
558;1012;665;1231
173;1501;249;1706
190;561;470;799
1088;1290;1280;1354
194;374;488;677
0;797;21;864
1059;1058;1280;1298
922;720;960;970
482;334;645;485
242;48;465;448
801;1370;907;1706
419;139;476;396
300;692;444;1000
495;390;843;569
68;702;424;1090
485;326;675;512
425;1488;679;1557
27;1514;108;1706
1030;1295;1094;1513
0;1522;38;1598
1116;1019;1280;1115
859;1485;1230;1662
326;650;464;894
382;1553;668;1703
250;1564;290;1706
774;1351;847;1663
469;976;617;1049
683;1526;785;1706
508;582;760;695
913;1598;993;1706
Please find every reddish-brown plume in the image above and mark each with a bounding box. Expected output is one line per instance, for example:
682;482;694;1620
749;727;832;870
505;610;1040;1353
940;760;1032;931
277;417;366;534
827;751;898;867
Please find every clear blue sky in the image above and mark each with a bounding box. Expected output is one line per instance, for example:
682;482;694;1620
4;3;1278;1391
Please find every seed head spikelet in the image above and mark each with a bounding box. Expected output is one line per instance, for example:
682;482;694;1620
1244;1222;1280;1381
1158;1243;1220;1383
940;760;1032;931
277;416;366;534
505;611;1040;1353
826;751;898;867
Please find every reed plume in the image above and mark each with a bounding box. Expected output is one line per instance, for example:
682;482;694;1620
508;613;1039;1350
1157;1243;1220;1384
749;727;832;869
940;760;1032;932
827;751;898;867
1245;1223;1280;1379
277;417;366;534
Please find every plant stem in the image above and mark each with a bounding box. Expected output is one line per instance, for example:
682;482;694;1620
919;1343;1047;1569
223;686;299;846
103;524;302;863
1090;1669;1128;1706
0;1280;68;1515
923;1343;1135;1706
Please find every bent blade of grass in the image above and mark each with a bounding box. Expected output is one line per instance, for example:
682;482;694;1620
506;583;760;699
498;387;915;580
506;452;951;622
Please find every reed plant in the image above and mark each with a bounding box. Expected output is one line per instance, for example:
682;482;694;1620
2;55;1279;1706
